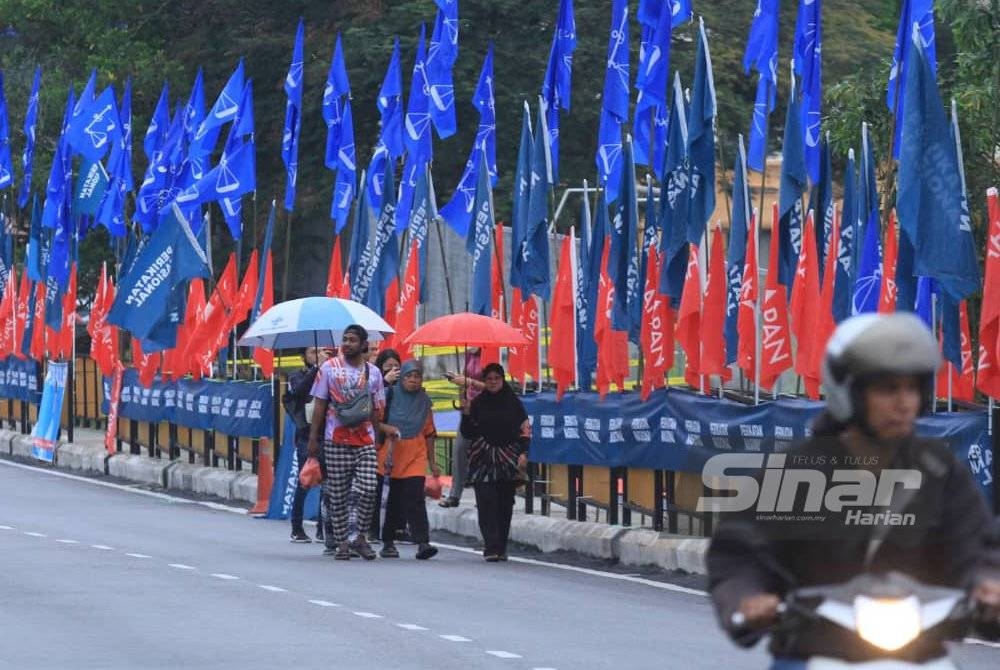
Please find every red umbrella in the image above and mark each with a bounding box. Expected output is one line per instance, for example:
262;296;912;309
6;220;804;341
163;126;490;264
403;312;528;348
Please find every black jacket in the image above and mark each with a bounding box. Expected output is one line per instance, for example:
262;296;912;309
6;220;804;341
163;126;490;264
282;366;319;448
707;433;1000;662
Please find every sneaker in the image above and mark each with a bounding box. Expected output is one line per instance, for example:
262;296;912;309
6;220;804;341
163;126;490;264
379;544;400;558
415;543;438;560
438;498;460;508
350;536;377;560
332;541;352;560
290;530;311;543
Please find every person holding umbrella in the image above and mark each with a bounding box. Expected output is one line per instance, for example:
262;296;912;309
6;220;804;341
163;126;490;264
308;325;388;561
459;363;531;562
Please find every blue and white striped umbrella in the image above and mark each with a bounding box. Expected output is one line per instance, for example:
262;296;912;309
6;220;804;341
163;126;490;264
238;297;394;349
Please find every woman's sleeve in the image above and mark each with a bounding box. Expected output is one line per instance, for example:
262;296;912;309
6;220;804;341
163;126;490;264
423;411;437;439
459;402;480;440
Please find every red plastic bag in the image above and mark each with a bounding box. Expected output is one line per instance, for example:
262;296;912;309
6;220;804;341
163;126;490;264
299;457;323;488
424;475;443;500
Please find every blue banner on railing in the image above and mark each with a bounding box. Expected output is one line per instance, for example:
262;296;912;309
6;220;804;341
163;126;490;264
102;369;274;438
31;361;68;462
266;415;320;521
0;356;41;403
523;389;994;503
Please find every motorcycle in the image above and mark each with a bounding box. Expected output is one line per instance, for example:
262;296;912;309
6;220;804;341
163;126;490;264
730;572;992;669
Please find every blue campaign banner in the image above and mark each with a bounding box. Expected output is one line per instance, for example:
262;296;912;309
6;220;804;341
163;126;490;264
31;361;68;462
102;369;274;438
523;389;994;503
0;356;41;403
265;415;320;521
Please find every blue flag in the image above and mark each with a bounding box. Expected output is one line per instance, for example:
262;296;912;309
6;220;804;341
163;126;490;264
914;276;934;328
183;68;205;146
793;0;823;183
633;2;673;169
510;103;533;294
17;67;41;208
331;99;357;232
888;0;935;160
467;150;494;317
439;44;497;237
144;82;170;162
596;0;629;204
575;191;595;391
523;103;551;301
73;160;109;220
896;31;980;302
583;189;609;381
359;163;399;318
686;18;716;248
777;74;807;288
540;0;576;182
96;80;134;238
408;164;434;303
938;291;961;369
378;37;405;161
365;144;391;216
218;80;255;238
0;72;15;191
118;78;135;193
638;0;693;28
0;215;11;296
324;33;351;171
808;133;834;277
251;201;277;324
65;85;121;163
106;204;210;340
852;211;882;315
136;104;184;234
282;19;304;212
396;27;433;233
426;8;457;139
348;169;373;297
26;196;43;281
832;150;857;323
610;137;640;343
658;73;690;306
725;137;750;364
860;123;879;240
190;60;244;159
743;0;779;172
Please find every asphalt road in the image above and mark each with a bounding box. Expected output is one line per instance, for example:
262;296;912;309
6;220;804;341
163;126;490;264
1;459;997;670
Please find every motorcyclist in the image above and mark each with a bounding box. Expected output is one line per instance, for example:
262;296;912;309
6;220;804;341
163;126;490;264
707;313;1000;667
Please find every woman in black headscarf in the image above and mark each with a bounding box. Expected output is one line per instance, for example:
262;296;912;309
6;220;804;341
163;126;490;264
459;363;530;562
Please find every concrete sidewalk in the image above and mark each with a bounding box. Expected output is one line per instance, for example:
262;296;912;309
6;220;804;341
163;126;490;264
0;426;709;575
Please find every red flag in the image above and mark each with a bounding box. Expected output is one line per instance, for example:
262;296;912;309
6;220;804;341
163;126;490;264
0;270;15;357
815;205;840;379
13;270;30;360
482;223;506;368
30;281;46;361
790;211;822;398
187;253;239;374
641;246;675;400
938;301;975;402
701;226;731;382
878;210;898;313
676;244;703;390
977;188;1000;398
760;203;793;390
736;213;759;380
225;250;258;333
325;235;349;298
57;263;78;360
383;243;419;359
594;240;629;399
252;254;275;377
132;337;159;388
549;234;576;400
509;290;541;388
176;278;208;379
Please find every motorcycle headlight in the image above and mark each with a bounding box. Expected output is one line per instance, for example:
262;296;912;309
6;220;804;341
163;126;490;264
854;595;922;651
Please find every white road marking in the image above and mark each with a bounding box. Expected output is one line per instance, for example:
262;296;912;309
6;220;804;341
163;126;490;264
353;612;383;619
533;667;559;670
258;585;287;592
0;525;13;530
308;600;340;607
91;544;114;550
125;553;152;558
0;460;186;503
55;539;79;544
24;532;46;537
211;573;239;580
486;650;522;659
168;563;197;570
439;635;471;642
397;624;428;631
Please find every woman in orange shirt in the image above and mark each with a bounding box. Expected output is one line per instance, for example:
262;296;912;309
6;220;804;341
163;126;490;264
378;359;440;559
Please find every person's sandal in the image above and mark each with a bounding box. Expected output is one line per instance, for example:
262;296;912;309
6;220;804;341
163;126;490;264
415;543;438;560
350;536;377;560
438;498;460;508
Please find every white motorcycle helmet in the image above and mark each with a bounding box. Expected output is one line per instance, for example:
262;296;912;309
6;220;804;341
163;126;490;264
822;313;941;425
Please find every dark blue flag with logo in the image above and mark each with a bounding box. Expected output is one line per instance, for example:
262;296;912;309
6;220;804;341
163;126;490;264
596;0;629;204
190;60;244;160
686;19;716;248
523;104;551;301
252;201;277;324
25;196;43;281
439;44;496;237
777;74;807;289
540;0;576;183
107;204;209;341
324;33;351;171
833;150;857;323
467;150;494;317
348;168;374;302
510;104;533;294
0;72;15;191
426;8;457;139
914;276;934;328
581;189;609;387
793;0;823;183
633;2;673;170
65;85;121;162
576;190;596;391
658;73;690;307
888;0;935;160
182;68;205;147
408;164;434;303
809;133;833;277
144;82;170;162
896;30;979;302
397;26;433;233
331;99;356;232
939;291;961;369
725;137;750;364
743;0;779;169
610;137;640;343
17;67;41;208
359;162;398;319
378;38;405;161
282;19;304;212
852;210;882;315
